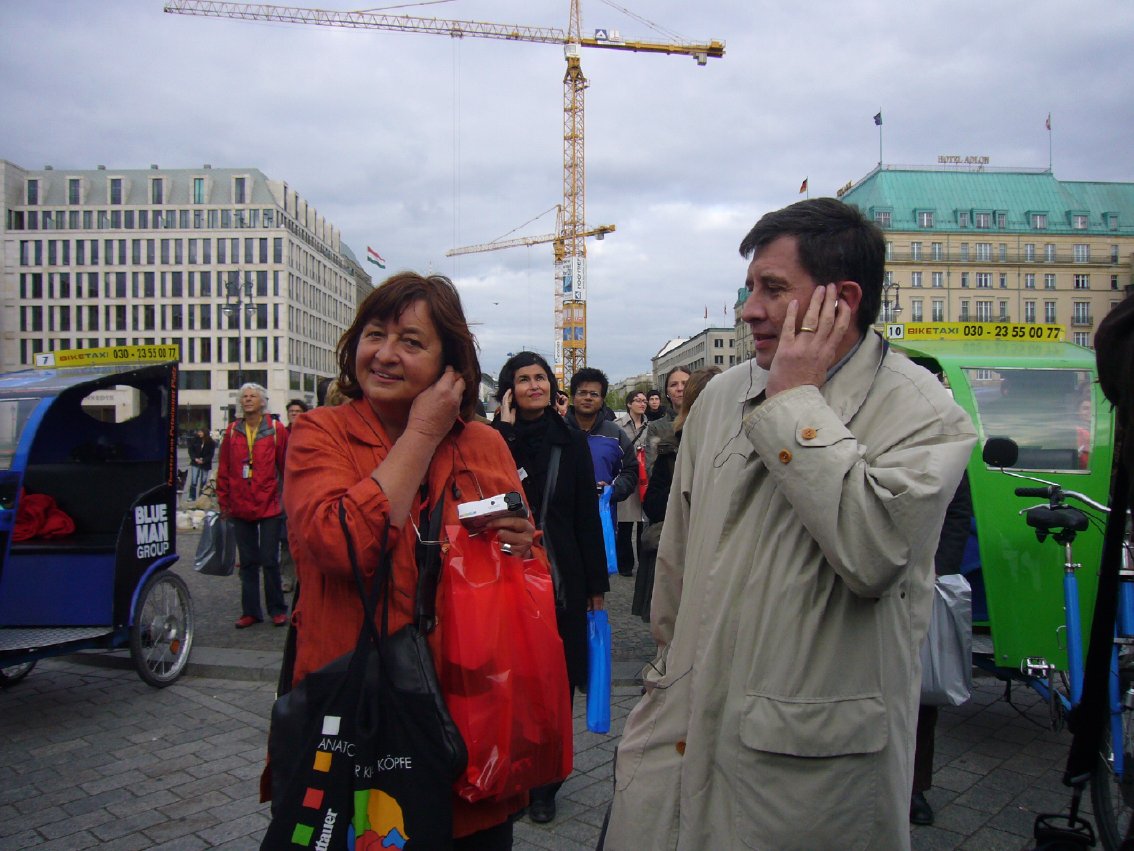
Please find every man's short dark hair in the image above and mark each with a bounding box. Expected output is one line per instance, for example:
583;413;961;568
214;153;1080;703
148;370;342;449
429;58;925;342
287;398;309;413
570;367;609;398
738;198;884;335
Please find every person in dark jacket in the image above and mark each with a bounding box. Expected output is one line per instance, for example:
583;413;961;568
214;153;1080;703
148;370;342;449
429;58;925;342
216;382;289;629
911;472;973;825
493;351;609;825
186;427;216;502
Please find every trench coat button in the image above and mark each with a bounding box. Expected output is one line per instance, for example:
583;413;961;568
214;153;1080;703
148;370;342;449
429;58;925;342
778;449;793;464
800;426;817;440
675;740;686;755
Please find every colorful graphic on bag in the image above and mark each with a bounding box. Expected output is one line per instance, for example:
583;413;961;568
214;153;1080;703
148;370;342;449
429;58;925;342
285;714;411;849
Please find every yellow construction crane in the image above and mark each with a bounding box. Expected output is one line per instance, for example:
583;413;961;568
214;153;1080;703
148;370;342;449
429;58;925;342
164;0;724;383
446;204;614;261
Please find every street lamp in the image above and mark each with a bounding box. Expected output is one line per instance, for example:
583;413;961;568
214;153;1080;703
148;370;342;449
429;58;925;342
883;281;902;323
221;272;257;391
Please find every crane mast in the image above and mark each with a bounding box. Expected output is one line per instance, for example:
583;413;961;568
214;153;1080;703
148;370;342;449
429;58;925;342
164;0;723;384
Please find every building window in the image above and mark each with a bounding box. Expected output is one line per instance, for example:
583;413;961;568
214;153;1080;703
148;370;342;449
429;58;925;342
1044;301;1057;323
960;243;970;261
959;300;970;321
975;212;991;229
151;179;163;205
911;271;922;288
1025;243;1035;262
996;212;1007;229
1073;243;1090;263
1074;274;1090;289
976;243;991;261
109;178;122;205
1112;245;1120;264
1114;275;1121;291
1025;301;1036;323
912;299;923;321
910;242;922;261
1072;302;1091;325
932;271;943;288
976;300;993;321
1032;213;1047;230
874;210;891;228
931;242;943;261
67;178;81;205
999;300;1009;320
961;272;969;288
1045;243;1056;262
999;273;1007;289
193;177;205;204
976;272;992;289
918;211;934;228
1072;214;1088;230
1108;214;1119;232
998;243;1007;261
234;177;246;204
958;211;970;228
1044;273;1057;289
26;179;39;205
1073;332;1090;347
932;299;944;322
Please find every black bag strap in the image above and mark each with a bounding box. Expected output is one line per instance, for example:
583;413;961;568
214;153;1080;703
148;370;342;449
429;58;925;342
414;496;446;634
539;445;566;608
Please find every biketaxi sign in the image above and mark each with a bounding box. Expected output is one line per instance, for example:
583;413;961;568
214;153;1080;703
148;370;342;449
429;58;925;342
33;344;180;369
884;322;1065;343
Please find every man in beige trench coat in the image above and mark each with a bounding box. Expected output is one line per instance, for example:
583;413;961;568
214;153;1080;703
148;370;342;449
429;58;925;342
602;199;976;850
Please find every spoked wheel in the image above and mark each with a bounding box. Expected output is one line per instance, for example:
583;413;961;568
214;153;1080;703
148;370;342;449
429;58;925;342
1091;690;1134;849
0;660;36;686
130;571;194;688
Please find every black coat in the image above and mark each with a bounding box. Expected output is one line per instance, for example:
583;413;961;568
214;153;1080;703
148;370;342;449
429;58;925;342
493;412;609;690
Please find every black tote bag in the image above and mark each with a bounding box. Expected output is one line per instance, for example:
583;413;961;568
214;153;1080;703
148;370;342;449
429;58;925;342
261;505;467;850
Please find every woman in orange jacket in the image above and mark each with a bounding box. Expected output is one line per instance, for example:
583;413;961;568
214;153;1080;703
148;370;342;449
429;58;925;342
283;272;547;848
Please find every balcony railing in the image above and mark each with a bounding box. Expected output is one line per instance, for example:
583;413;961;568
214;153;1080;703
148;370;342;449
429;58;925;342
1071;316;1094;328
889;249;1115;265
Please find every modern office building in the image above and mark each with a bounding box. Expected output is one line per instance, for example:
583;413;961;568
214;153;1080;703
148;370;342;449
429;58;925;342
838;165;1134;345
1;160;372;431
651;327;736;388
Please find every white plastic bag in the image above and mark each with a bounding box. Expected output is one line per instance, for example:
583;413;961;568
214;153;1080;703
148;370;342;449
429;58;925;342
919;573;973;706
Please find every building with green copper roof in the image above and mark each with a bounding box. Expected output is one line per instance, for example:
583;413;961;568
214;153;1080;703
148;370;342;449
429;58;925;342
831;164;1134;346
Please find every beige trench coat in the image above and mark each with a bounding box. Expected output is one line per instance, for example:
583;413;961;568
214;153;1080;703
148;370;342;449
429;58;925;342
605;334;976;850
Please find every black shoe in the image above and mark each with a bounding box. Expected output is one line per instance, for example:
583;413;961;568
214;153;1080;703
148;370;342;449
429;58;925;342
910;791;934;826
529;798;556;824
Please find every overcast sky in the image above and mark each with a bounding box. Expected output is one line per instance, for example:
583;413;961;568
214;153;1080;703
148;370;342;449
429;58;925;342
3;0;1132;381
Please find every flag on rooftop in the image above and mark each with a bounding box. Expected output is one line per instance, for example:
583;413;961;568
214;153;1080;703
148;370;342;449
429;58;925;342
1046;113;1051;131
367;246;386;269
873;112;883;126
799;177;808;194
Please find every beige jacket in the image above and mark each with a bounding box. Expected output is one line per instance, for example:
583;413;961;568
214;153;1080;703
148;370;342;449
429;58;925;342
605;334;976;850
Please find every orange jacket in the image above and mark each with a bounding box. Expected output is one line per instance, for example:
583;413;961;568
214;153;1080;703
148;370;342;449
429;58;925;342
283;398;537;837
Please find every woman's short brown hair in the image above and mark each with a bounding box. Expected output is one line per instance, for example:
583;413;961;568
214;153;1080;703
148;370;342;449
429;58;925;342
336;272;481;419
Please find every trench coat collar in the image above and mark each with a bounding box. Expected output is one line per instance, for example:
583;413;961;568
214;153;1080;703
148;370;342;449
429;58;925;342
736;331;888;426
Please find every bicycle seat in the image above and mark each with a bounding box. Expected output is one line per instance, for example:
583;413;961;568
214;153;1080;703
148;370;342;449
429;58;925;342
1026;506;1089;534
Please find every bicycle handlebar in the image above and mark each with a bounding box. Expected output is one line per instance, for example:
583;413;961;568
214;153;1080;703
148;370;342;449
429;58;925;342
1015;486;1054;498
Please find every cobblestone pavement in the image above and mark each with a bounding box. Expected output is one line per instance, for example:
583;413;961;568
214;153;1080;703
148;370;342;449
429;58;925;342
0;517;1101;849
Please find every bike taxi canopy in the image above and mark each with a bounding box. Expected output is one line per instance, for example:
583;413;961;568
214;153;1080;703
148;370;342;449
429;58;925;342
893;339;1112;672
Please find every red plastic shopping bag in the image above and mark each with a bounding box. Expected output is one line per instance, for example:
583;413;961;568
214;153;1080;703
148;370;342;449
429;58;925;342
438;525;573;803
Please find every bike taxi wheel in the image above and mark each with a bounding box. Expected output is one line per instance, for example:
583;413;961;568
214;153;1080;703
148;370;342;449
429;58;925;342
130;570;194;688
1091;701;1134;850
0;660;36;686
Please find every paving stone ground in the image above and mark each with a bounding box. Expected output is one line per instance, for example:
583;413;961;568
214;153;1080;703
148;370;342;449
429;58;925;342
0;492;1110;848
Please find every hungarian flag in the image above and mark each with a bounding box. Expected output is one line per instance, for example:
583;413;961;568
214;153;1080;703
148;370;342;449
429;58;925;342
799;177;808;194
1045;113;1051;131
704;305;708;320
873;112;883;126
367;246;386;269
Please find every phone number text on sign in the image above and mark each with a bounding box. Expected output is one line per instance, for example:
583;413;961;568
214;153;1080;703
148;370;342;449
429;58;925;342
901;322;1064;342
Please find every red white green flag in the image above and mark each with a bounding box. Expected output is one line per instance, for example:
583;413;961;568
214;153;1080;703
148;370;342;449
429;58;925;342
367;246;386;269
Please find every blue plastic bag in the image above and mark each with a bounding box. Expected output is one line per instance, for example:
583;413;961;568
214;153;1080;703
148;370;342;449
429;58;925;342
587;609;612;734
598;485;618;575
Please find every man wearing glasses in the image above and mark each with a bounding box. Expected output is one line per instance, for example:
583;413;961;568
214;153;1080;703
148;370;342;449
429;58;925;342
565;367;638;511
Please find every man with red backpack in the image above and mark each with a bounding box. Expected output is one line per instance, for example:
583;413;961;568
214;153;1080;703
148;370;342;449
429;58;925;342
217;383;289;628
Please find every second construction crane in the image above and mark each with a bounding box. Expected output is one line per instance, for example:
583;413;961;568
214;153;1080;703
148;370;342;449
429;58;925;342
164;0;724;383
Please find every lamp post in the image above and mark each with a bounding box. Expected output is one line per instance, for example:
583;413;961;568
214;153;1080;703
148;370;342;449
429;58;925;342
221;272;257;393
883;281;902;323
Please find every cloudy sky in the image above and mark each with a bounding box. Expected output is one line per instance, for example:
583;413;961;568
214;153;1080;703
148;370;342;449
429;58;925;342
3;0;1132;381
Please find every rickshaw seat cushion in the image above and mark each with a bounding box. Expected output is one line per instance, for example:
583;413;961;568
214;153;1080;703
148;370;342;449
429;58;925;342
21;461;164;539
